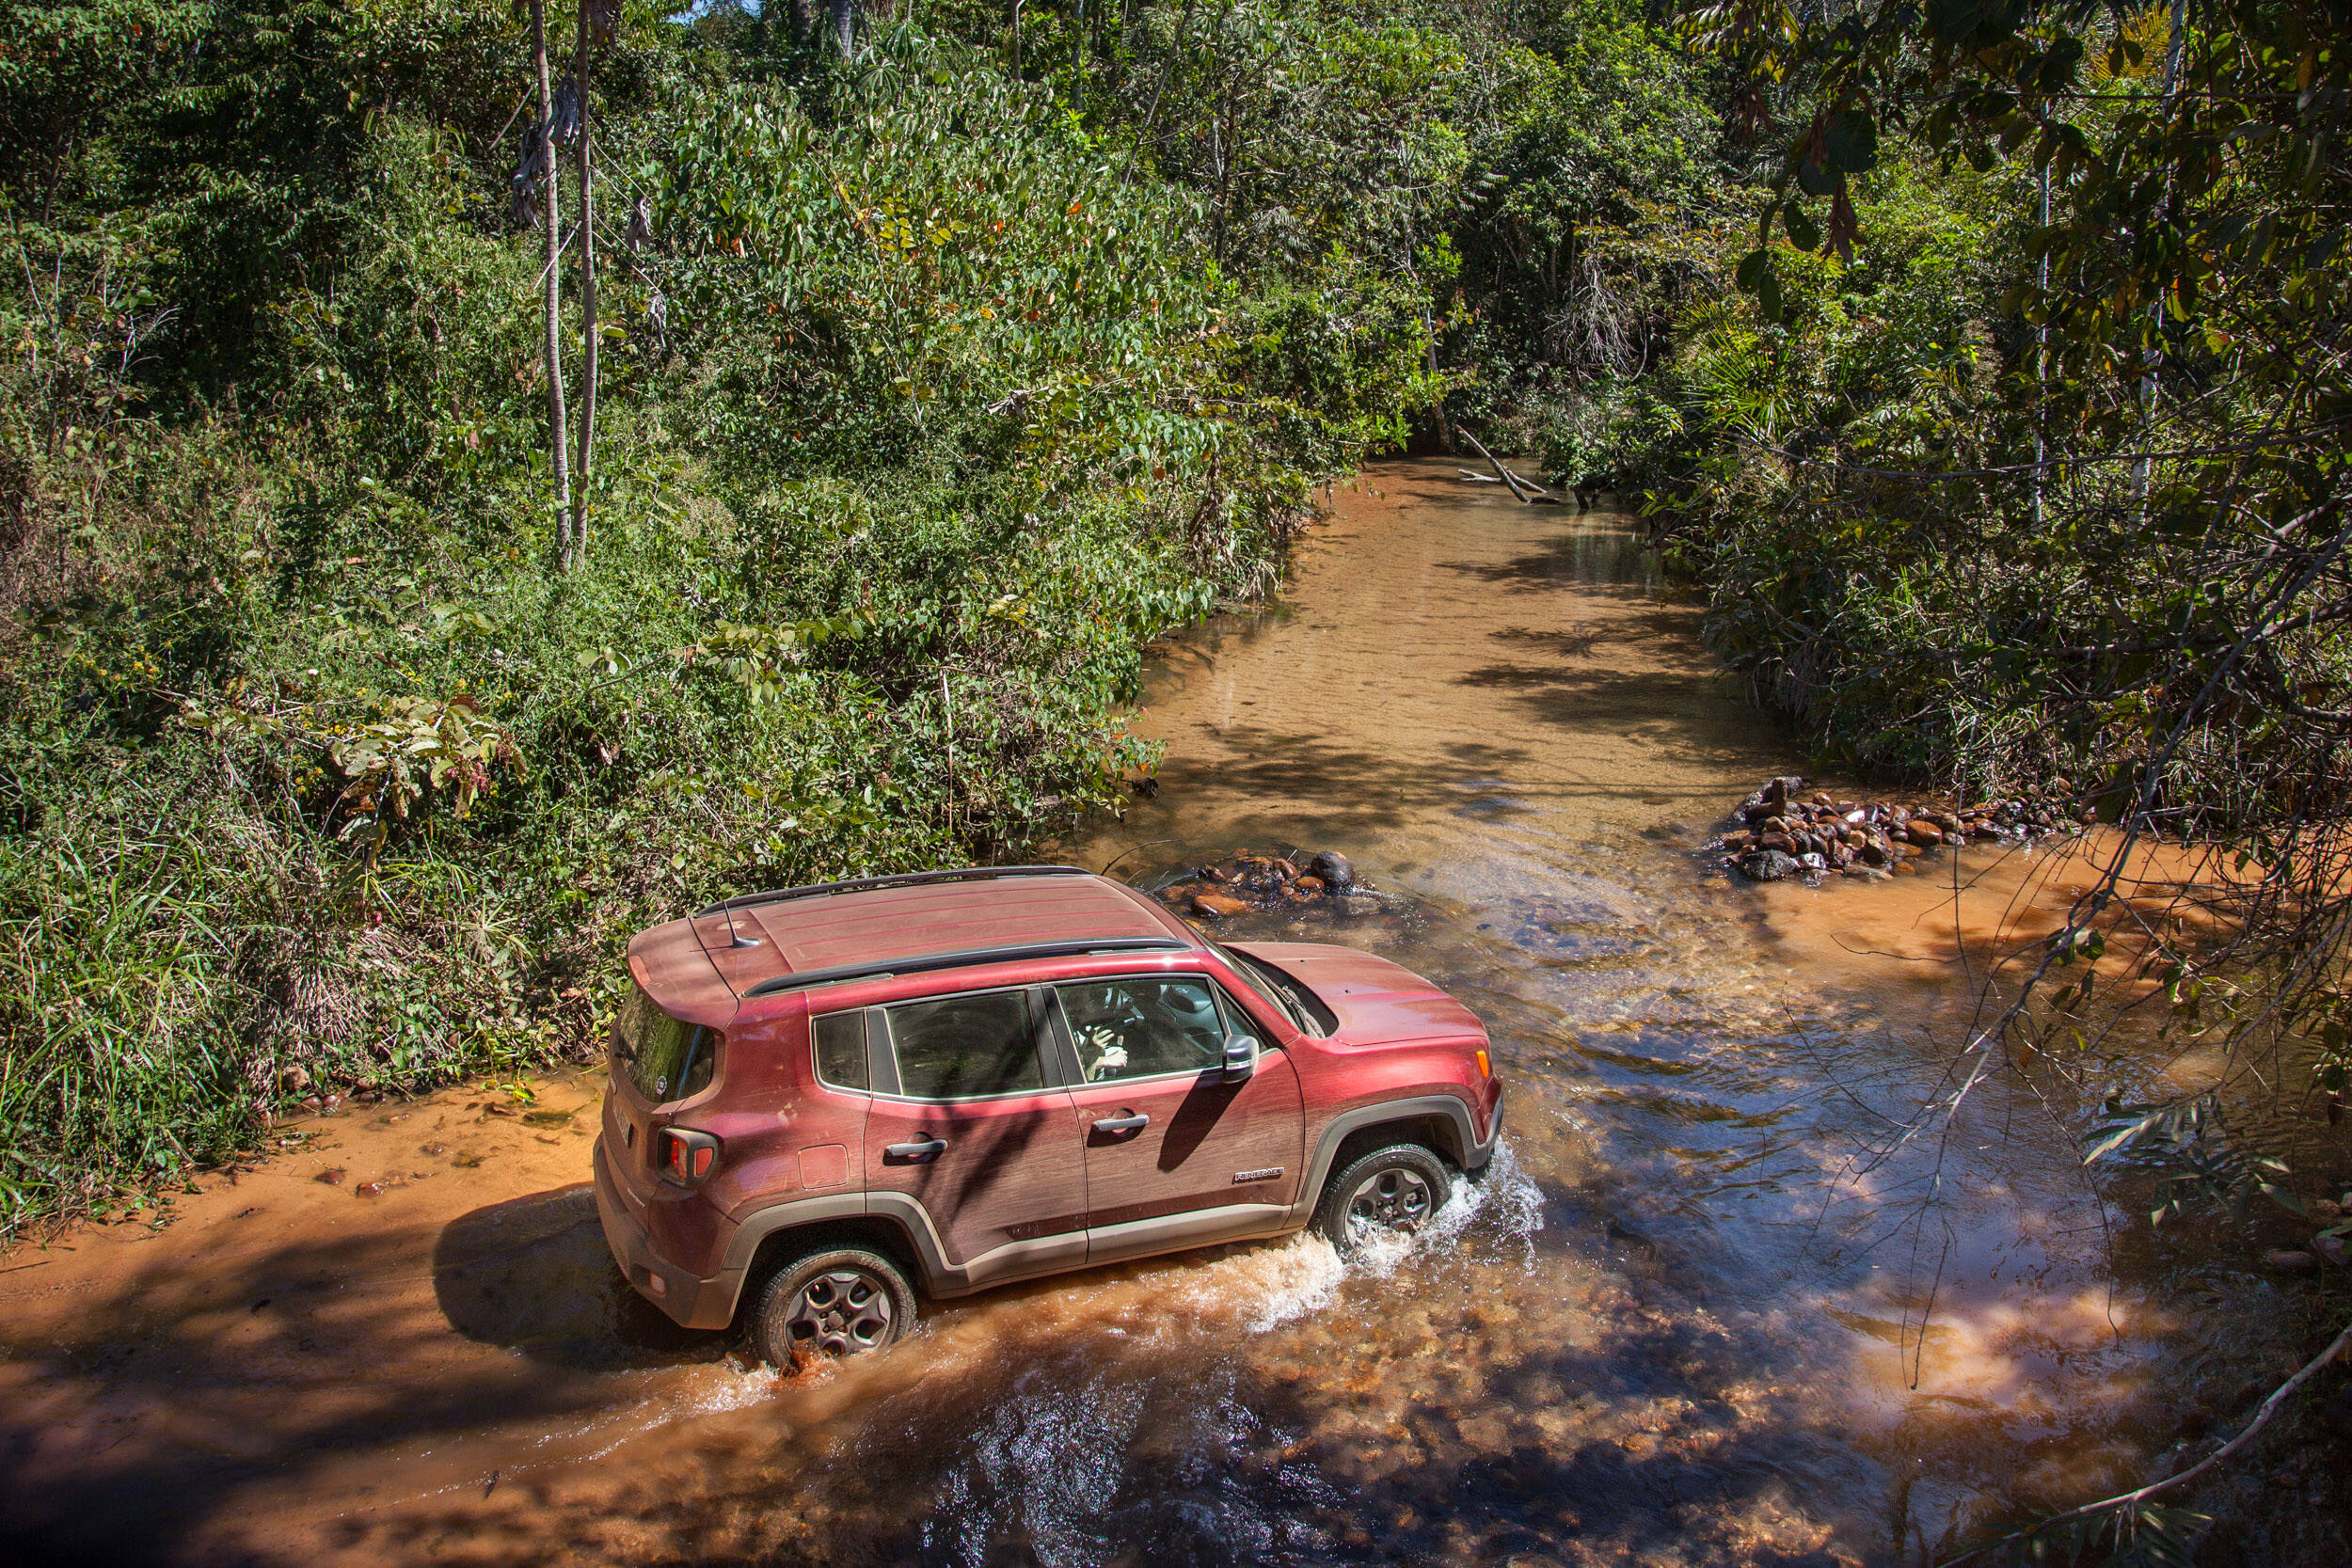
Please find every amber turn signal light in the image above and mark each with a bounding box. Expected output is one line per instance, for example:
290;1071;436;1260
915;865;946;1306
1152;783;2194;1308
1475;1049;1491;1078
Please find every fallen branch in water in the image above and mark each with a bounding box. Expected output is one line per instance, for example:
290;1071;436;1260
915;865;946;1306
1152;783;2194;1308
1936;1311;2352;1565
1459;430;1553;502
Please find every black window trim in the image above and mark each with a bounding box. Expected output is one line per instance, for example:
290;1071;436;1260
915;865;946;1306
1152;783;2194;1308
872;983;1060;1105
808;1006;873;1096
1044;973;1278;1089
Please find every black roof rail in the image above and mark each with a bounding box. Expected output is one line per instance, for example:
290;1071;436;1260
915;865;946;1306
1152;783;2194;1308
739;936;1191;999
697;864;1091;918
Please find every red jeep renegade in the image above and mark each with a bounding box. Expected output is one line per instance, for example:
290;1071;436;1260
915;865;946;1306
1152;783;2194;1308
593;865;1503;1368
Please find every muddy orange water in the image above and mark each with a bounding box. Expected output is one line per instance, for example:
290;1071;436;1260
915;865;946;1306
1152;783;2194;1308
3;463;2338;1565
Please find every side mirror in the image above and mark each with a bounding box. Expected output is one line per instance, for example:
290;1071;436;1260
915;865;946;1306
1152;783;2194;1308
1222;1035;1260;1083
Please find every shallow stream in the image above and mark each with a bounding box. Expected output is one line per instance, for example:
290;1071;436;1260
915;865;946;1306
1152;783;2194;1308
0;462;2328;1565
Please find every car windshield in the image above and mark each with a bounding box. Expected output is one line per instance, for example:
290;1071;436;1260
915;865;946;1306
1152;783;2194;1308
1213;943;1332;1037
614;982;716;1102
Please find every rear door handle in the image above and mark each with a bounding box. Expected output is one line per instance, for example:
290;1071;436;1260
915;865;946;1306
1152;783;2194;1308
1092;1113;1149;1134
884;1138;946;1164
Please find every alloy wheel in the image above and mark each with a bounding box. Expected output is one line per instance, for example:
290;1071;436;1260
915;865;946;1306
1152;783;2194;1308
786;1266;896;1360
1344;1164;1436;1241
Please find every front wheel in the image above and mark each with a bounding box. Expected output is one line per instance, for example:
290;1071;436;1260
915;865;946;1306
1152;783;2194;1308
1314;1142;1453;1255
751;1246;916;1370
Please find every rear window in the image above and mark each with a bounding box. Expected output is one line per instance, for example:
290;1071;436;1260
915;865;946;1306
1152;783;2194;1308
885;990;1043;1101
614;983;720;1102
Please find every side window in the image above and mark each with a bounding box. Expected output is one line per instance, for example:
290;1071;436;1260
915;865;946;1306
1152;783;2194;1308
885;990;1044;1101
1059;978;1229;1084
811;1010;868;1092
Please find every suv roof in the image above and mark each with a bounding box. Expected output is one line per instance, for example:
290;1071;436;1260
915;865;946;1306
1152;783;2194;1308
647;866;1201;1003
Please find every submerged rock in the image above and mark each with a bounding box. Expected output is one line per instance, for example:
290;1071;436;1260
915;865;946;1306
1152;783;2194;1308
1740;850;1802;882
1157;849;1374;919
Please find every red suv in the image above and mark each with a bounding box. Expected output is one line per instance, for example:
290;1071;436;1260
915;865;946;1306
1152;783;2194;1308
593;865;1502;1368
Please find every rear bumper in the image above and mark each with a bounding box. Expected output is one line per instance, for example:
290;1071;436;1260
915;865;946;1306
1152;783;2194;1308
593;1139;740;1331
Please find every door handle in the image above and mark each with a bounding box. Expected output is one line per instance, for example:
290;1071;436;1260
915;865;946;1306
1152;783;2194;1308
884;1138;946;1164
1092;1113;1149;1134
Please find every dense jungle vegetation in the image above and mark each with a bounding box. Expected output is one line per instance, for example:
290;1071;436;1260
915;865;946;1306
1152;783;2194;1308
6;0;2349;1383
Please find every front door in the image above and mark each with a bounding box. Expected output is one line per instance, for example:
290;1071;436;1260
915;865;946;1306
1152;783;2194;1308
1051;976;1306;1262
862;986;1089;1282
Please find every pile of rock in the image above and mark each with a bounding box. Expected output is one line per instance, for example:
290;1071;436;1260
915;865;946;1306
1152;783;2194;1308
1719;776;2082;883
1152;849;1375;920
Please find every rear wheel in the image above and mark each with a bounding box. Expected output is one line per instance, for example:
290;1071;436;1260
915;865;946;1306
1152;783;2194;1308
1314;1142;1452;1255
751;1246;915;1370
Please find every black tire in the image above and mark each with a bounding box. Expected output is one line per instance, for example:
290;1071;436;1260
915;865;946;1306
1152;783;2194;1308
1313;1142;1453;1255
750;1245;916;1370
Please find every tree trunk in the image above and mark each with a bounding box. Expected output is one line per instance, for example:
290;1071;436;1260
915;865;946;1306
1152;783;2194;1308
1425;307;1454;455
1073;0;1085;112
530;0;570;557
787;0;808;49
2133;0;2189;504
832;0;854;56
2034;161;2049;530
571;0;597;571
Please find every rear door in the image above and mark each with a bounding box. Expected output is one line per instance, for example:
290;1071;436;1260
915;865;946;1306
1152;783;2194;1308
1051;975;1305;1262
861;985;1089;1282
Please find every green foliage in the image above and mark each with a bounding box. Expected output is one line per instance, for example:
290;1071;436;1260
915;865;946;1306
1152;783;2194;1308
2082;1095;2305;1228
1980;1502;2210;1568
1;8;1447;1230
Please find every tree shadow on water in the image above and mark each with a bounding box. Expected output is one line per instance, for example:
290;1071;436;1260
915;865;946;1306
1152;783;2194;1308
0;1186;722;1564
431;1185;721;1370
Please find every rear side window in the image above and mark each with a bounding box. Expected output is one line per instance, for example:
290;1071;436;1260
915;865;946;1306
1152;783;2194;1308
812;1010;869;1091
885;990;1042;1101
615;983;720;1102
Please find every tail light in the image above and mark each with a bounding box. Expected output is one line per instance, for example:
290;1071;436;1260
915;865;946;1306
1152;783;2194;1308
657;1127;720;1187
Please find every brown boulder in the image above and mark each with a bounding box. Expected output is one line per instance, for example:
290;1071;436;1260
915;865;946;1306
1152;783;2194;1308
1905;821;1945;847
1190;893;1250;920
1308;850;1356;888
1295;876;1326;894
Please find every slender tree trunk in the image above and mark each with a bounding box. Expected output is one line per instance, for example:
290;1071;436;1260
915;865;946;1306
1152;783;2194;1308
1009;0;1023;76
1073;0;1085;112
832;0;854;55
1124;0;1197;182
788;0;808;49
2133;0;2189;504
2034;160;2049;530
1425;305;1454;455
571;0;597;571
531;0;570;556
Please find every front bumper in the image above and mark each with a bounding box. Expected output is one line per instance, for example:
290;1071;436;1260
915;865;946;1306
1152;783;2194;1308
593;1138;740;1331
1469;1085;1504;1170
